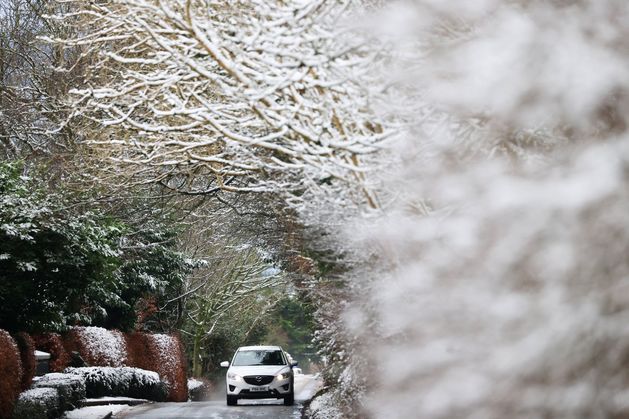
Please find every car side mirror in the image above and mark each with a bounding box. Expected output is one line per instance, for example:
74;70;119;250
290;360;298;367
220;361;229;368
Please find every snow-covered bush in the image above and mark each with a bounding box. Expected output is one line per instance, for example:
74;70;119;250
0;330;22;419
306;291;367;419
12;388;60;419
63;367;167;401
187;377;212;402
187;378;203;392
33;373;86;412
145;334;187;402
66;327;127;367
126;332;187;402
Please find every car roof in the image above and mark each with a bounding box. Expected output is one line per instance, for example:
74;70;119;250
237;345;282;351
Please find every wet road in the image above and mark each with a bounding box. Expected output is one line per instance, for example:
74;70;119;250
118;400;303;419
117;374;322;419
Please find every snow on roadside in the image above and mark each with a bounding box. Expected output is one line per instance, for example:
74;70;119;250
83;396;148;403
295;374;323;402
187;378;203;391
306;391;343;419
63;404;130;419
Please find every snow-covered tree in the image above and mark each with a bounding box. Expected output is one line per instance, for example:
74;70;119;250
0;162;197;332
51;0;388;204
182;244;287;376
0;0;84;158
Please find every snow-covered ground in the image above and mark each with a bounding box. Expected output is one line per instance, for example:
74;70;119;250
307;391;343;419
62;397;150;418
81;396;150;406
294;374;322;402
110;374;322;418
63;404;131;419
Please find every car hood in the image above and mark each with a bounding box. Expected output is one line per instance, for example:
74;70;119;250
228;365;288;376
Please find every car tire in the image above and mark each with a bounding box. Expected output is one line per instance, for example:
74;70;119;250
283;391;294;406
227;394;238;406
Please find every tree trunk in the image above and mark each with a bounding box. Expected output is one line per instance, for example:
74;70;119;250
191;328;203;377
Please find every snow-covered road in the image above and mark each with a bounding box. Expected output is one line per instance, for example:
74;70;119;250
114;374;322;419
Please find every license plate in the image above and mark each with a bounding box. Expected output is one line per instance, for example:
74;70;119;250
250;386;267;392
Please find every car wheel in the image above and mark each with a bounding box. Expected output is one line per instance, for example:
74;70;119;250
227;394;238;406
283;391;294;406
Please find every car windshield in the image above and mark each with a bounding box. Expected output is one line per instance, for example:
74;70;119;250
232;349;286;366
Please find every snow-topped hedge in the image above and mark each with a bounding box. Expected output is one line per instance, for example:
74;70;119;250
65;327;127;367
126;332;188;402
147;334;187;402
0;322;186;418
33;373;85;411
28;327;188;402
12;388;60;419
64;367;168;401
14;367;164;419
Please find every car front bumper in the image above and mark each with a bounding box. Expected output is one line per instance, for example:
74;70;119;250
226;378;292;399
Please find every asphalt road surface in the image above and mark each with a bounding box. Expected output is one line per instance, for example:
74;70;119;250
118;374;322;419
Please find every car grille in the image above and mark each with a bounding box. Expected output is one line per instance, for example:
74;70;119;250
243;375;274;385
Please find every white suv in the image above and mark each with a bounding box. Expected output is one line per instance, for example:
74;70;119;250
220;345;297;406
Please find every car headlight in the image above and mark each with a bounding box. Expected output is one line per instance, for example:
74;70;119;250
276;371;293;381
227;372;242;381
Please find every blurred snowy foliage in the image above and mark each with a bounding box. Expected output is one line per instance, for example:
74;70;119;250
326;1;629;418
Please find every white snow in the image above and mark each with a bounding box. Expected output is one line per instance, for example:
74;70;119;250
307;391;343;419
63;405;130;419
59;0;387;197
294;374;322;402
39;373;75;381
187;378;203;391
18;387;58;403
84;396;148;403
